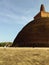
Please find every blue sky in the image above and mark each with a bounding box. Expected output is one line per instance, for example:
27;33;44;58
0;0;49;42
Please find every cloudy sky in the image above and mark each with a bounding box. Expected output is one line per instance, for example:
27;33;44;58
0;0;49;42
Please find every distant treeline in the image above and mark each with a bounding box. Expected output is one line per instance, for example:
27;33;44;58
0;42;12;47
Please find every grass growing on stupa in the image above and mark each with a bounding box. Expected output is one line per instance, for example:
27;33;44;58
0;47;49;65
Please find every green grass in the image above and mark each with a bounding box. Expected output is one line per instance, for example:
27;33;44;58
0;47;49;65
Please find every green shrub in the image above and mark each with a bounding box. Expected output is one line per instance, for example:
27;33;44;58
0;42;12;47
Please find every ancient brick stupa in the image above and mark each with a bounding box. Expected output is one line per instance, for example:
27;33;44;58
12;4;49;47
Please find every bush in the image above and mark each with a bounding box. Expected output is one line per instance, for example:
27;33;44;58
0;42;12;47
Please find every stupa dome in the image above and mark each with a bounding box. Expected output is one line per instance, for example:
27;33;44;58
12;4;49;47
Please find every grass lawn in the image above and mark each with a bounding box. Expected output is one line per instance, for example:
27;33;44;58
0;47;49;65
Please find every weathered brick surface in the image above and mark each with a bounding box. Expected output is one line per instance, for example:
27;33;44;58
12;4;49;47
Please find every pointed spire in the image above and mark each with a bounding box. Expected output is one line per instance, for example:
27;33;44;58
40;4;45;12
